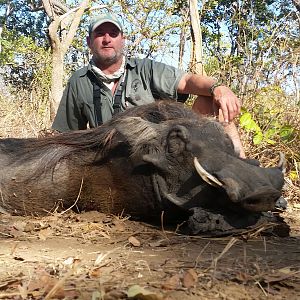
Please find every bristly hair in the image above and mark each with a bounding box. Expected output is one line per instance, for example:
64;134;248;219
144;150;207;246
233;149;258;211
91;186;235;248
0;101;203;176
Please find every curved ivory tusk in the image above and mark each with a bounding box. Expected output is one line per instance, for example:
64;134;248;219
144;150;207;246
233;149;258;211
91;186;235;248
278;152;286;174
193;157;223;187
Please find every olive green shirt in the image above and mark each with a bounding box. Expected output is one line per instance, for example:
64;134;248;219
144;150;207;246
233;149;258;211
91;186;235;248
52;57;188;132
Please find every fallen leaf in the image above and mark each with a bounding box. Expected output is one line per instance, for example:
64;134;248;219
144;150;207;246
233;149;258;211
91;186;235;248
128;236;141;247
162;274;180;290
62;257;81;269
183;269;198;288
94;253;110;266
27;270;65;298
23;222;36;232
112;219;126;232
293;203;300;209
38;228;54;241
127;284;161;299
63;257;75;266
89;267;102;278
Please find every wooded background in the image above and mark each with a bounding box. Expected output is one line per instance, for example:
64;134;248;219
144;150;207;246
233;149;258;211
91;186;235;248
0;0;299;186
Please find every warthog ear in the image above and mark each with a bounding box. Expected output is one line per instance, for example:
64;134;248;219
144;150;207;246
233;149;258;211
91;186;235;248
142;125;191;171
166;125;190;155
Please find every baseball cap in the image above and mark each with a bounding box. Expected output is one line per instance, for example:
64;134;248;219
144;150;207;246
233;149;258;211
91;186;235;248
89;12;123;35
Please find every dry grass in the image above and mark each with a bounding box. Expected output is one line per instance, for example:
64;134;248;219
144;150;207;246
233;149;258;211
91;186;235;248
0;89;51;138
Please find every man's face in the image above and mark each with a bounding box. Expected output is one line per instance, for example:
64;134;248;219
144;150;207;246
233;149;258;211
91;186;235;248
87;22;125;66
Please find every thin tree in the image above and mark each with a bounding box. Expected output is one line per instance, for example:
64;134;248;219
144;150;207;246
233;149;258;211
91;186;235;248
189;0;206;75
41;0;91;119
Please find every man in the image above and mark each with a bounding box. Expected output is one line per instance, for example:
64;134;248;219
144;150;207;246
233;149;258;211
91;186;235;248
52;12;245;157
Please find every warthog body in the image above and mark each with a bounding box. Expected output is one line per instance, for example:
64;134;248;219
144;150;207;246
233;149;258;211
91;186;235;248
0;102;286;234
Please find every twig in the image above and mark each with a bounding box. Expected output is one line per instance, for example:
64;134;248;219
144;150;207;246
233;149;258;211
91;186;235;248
59;4;108;22
194;241;210;268
44;270;73;300
59;178;83;215
160;210;169;241
211;237;238;271
255;280;268;297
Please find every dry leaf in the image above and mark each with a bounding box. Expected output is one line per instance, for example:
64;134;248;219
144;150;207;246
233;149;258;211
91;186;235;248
162;274;180;290
94;253;110;266
112;219;126;232
38;228;54;240
89;267;102;278
62;257;81;268
183;269;198;288
293;203;300;209
128;236;141;247
27;270;64;297
63;257;75;266
23;222;36;232
127;284;161;299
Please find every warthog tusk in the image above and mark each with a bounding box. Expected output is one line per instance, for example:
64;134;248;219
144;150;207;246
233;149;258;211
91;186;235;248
278;152;286;174
194;157;223;187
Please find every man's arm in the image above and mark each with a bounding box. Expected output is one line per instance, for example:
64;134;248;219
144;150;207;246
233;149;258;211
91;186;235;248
177;73;241;123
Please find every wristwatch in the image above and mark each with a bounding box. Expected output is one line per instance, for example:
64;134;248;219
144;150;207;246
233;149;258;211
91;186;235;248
209;82;223;95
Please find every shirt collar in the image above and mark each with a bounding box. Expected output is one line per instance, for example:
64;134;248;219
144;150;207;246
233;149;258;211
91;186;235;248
81;57;136;77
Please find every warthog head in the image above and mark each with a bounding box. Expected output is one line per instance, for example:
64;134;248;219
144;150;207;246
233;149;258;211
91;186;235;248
114;104;284;214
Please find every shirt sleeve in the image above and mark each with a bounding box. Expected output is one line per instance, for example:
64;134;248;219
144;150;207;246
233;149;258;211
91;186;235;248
52;80;87;132
149;60;189;102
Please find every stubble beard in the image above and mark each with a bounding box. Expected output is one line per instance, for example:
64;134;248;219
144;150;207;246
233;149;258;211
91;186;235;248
94;49;124;68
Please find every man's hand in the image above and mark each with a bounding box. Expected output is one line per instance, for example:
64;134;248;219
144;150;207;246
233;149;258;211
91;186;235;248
212;85;241;123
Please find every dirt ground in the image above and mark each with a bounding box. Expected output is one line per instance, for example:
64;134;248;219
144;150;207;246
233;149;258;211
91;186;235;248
0;206;300;300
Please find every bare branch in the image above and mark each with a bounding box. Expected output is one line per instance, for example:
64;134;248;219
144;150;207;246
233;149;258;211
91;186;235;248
292;0;300;12
62;0;90;52
27;0;44;12
59;4;108;22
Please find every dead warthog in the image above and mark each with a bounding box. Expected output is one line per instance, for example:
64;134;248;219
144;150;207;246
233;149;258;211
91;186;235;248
0;101;287;235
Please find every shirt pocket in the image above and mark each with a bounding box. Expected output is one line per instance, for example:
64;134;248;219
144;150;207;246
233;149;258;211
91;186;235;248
125;78;155;106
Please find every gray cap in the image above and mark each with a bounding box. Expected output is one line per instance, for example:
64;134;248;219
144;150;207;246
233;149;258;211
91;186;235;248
89;12;123;35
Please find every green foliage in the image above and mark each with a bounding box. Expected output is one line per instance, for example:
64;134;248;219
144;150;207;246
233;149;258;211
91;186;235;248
240;85;296;146
0;0;48;42
0;26;39;65
1;25;51;92
240;109;295;146
241;85;300;182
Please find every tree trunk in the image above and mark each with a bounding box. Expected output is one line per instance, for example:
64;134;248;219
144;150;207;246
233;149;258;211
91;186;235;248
178;6;189;69
42;0;91;121
50;47;64;120
189;0;206;75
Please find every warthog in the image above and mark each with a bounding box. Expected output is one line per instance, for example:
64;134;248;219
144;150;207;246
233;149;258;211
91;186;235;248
0;101;287;235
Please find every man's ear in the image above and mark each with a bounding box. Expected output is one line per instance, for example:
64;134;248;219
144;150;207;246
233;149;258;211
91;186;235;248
86;35;91;48
121;34;126;47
